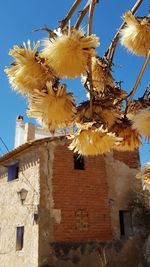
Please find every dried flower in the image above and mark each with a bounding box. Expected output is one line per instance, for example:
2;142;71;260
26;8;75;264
5;40;54;95
132;108;150;138
41;28;99;78
82;57;114;92
121;11;150;56
27;82;76;130
136;163;150;186
69;123;118;156
112;118;142;151
76;100;120;129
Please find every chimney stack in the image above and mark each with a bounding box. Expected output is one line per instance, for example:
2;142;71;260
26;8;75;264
14;115;35;147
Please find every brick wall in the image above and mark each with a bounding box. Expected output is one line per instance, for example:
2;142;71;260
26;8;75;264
113;150;140;169
52;143;112;242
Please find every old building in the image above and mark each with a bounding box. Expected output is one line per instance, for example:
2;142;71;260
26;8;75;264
0;116;141;267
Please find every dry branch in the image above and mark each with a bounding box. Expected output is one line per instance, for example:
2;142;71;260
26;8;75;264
127;51;150;102
32;26;57;39
59;0;82;29
87;0;99;118
75;2;90;29
104;0;143;64
75;0;99;29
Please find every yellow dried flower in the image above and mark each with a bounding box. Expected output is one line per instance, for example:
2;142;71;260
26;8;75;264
41;29;99;78
82;57;114;92
112;118;142;151
69;123;118;156
27;82;76;130
76;100;119;129
5;40;54;95
121;11;150;56
132;108;150;138
136;163;150;186
127;100;143;120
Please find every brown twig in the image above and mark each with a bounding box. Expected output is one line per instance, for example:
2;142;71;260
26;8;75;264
59;0;82;29
83;78;96;98
75;2;90;29
75;0;99;29
32;26;57;39
128;52;150;101
87;0;98;118
104;0;143;64
88;0;98;35
125;51;150;115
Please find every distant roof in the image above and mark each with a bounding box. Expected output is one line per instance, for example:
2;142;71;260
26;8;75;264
0;136;65;164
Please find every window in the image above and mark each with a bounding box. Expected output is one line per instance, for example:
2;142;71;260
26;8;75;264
119;210;133;237
16;226;24;251
74;154;84;170
8;163;19;182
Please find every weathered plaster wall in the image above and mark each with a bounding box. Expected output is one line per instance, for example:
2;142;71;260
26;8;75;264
0;149;40;267
38;141;58;267
104;150;140;238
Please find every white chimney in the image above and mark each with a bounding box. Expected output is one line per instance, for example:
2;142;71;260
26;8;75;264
14;115;25;148
14;115;35;147
24;123;35;143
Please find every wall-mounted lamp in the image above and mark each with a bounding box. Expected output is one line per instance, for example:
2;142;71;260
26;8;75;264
17;188;28;204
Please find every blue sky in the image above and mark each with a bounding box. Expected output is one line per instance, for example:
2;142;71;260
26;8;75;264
0;0;149;163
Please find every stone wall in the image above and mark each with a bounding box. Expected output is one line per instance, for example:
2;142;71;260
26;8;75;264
0;148;40;267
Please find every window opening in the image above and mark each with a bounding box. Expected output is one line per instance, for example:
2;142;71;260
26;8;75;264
16;226;24;251
74;154;84;170
8;163;19;182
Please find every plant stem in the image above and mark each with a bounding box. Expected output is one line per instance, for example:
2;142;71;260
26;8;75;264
75;2;90;29
32;26;57;39
88;0;97;35
128;52;150;101
87;0;98;118
125;51;150;115
59;0;82;29
104;0;143;64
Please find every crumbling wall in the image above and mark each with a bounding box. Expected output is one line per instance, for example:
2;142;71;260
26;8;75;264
38;140;58;267
104;151;140;238
44;148;145;267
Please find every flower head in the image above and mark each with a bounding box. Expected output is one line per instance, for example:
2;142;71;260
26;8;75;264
27;82;76;130
121;11;150;56
5;40;54;95
112;118;142;151
132;108;150;138
69;123;119;156
41;28;99;78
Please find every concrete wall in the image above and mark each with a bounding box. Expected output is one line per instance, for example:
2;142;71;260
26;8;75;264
0;149;40;267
